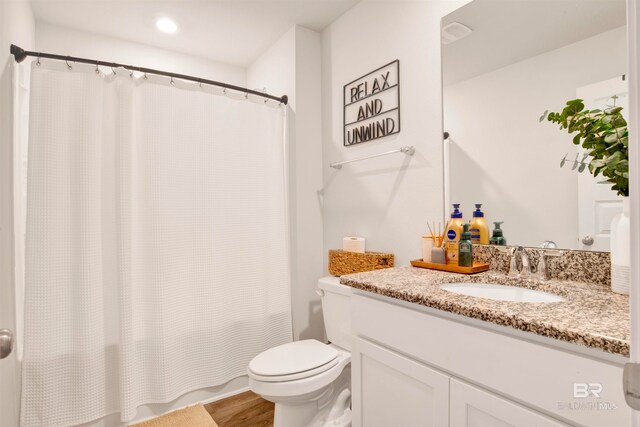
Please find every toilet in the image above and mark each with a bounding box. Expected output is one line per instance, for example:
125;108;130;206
248;277;352;427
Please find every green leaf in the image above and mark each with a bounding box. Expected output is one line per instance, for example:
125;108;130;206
615;160;629;172
604;133;620;143
606;151;622;165
612;116;627;127
605;106;623;115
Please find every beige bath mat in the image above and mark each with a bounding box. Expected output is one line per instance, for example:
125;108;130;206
130;404;219;427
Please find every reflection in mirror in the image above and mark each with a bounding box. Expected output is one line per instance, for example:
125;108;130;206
442;0;626;251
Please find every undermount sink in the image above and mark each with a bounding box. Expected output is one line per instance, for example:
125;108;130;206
439;283;563;303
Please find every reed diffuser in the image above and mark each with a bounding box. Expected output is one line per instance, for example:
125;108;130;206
423;221;445;264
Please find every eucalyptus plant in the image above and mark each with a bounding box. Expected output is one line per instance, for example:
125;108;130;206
540;97;629;197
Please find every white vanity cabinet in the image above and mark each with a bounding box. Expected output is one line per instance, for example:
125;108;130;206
350;291;629;427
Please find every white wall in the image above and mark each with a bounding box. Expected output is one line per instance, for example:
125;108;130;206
36;22;246;86
248;27;296;108
248;26;325;341
444;26;627;249
321;0;466;267
0;1;35;425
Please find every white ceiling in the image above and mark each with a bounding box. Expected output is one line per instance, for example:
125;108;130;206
442;0;627;86
30;0;361;67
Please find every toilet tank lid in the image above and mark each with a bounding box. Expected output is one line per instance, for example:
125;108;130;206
248;339;338;377
318;276;351;295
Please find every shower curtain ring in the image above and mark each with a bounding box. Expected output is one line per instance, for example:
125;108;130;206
198;81;202;88
95;62;100;74
65;59;72;70
170;77;175;85
129;69;134;78
143;72;148;80
36;55;41;67
112;67;116;75
223;88;227;94
245;92;248;99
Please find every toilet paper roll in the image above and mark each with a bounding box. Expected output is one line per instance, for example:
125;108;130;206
343;237;365;253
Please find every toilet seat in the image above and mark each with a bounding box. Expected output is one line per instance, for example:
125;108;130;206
248;343;351;399
249;357;340;382
248;339;338;382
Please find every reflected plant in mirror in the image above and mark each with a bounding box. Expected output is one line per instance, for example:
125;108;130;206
542;98;629;197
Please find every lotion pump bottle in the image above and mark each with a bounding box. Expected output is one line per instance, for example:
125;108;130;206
445;204;464;265
470;204;490;245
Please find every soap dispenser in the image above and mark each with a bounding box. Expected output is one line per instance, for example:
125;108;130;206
470;204;490;245
489;221;507;246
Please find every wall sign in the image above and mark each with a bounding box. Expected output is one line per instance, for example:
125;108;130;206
343;60;400;146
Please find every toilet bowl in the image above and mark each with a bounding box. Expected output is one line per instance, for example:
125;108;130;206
248;277;352;427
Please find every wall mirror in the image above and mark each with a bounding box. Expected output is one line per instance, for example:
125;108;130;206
441;0;627;251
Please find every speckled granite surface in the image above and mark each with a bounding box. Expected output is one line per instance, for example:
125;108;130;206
341;266;629;357
473;245;611;287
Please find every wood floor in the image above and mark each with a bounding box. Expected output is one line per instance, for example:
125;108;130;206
204;391;274;427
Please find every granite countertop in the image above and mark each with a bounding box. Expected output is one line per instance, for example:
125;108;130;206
341;266;630;357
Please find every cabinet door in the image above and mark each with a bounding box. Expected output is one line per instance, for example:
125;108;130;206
450;379;569;427
352;337;450;427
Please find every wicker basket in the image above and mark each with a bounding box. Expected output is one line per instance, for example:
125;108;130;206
328;250;394;276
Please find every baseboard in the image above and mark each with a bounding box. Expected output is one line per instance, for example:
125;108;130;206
199;385;251;405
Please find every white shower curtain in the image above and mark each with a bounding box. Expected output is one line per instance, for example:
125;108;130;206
21;61;292;427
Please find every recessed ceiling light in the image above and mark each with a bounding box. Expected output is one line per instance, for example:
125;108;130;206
156;17;178;34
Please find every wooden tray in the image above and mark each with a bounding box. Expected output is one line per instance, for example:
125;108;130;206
410;259;489;274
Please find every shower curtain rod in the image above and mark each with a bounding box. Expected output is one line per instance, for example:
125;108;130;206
10;44;288;105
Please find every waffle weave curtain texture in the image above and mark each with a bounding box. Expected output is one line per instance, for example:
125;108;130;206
21;62;292;426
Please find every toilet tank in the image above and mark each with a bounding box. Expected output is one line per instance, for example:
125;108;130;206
318;276;352;351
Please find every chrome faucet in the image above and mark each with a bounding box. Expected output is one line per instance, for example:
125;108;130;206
508;246;531;278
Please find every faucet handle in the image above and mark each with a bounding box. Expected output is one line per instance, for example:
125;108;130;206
508;247;519;277
533;255;547;282
520;247;531;277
